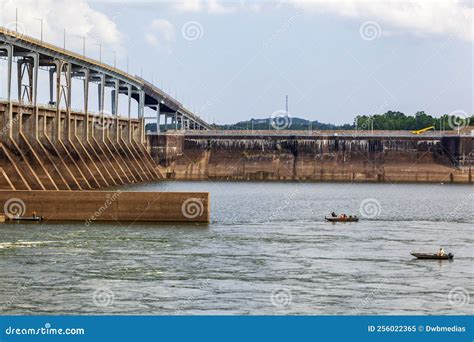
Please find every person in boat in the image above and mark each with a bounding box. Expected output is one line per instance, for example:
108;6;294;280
437;247;445;256
32;211;37;218
331;212;337;218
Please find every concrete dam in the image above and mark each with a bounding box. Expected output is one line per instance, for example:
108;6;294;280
150;130;473;184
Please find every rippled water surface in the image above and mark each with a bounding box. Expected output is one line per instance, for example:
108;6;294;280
0;182;472;315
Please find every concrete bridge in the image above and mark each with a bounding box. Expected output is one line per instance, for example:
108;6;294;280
0;26;212;191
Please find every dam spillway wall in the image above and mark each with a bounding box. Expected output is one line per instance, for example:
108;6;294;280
149;131;473;183
0;101;162;191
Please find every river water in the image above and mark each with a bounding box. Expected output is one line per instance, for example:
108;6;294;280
0;182;472;315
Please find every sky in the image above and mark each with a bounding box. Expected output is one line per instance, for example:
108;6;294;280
0;0;472;124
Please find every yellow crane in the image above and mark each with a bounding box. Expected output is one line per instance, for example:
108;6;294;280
410;125;435;135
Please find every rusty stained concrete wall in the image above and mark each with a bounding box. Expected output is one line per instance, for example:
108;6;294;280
151;134;473;183
0;190;210;223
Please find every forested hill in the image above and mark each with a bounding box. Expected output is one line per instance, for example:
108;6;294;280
145;111;472;132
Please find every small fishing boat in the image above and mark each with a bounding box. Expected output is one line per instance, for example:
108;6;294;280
325;216;359;222
410;252;454;260
9;215;44;222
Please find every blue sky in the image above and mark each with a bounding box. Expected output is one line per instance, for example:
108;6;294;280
1;0;472;124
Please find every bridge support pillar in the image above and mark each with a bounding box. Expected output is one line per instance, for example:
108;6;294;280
30;53;39;140
98;74;105;143
82;69;90;141
127;85;132;143
0;44;13;140
156;103;161;134
139;90;145;144
52;60;72;142
113;79;119;142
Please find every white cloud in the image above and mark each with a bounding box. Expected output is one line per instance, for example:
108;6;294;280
0;0;122;49
171;0;241;14
171;0;473;41
289;0;473;41
173;0;203;12
207;0;237;14
145;19;176;52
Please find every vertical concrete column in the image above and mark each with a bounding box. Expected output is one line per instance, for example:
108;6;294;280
54;61;62;141
126;85;132;143
113;79;119;142
174;111;178;130
46;67;55;137
111;90;116;115
82;69;90;141
98;74;105;143
156;103;161;134
65;63;72;141
49;68;55;104
16;59;24;103
30;53;39;139
138;90;145;143
0;44;13;139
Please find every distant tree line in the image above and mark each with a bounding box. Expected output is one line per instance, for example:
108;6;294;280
213;111;472;131
354;111;473;131
145;111;472;132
